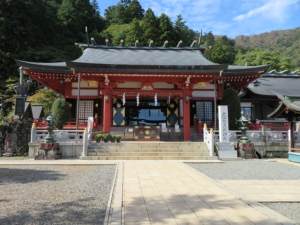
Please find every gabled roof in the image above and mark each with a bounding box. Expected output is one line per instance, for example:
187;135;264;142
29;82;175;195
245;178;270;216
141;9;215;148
268;95;300;120
248;77;300;99
15;60;72;73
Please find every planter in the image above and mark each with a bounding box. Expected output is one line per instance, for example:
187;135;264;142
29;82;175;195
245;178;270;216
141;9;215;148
104;139;108;143
96;139;100;143
117;139;121;143
111;138;115;143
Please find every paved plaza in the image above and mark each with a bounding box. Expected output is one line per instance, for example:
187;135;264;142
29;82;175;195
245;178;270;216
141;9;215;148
0;159;299;224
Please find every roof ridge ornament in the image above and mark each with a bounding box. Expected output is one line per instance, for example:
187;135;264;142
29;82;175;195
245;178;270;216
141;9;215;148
190;40;197;48
105;39;110;47
135;40;139;48
149;40;154;48
120;39;124;48
177;40;182;48
163;41;168;48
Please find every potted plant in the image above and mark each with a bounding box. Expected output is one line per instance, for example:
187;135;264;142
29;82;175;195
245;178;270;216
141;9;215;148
111;135;116;143
116;135;122;143
103;134;110;143
95;134;103;142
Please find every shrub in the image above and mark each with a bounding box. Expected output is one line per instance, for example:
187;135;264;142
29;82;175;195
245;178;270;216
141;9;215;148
110;135;116;139
116;135;122;140
221;88;241;130
103;133;111;139
51;97;71;130
95;134;103;140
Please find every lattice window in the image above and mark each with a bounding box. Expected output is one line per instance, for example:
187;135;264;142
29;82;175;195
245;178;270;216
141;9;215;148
196;101;213;123
78;100;93;121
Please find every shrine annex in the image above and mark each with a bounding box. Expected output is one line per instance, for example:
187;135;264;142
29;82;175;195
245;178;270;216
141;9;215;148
15;40;270;141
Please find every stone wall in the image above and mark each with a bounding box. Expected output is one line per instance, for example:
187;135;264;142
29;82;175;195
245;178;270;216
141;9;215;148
28;143;83;158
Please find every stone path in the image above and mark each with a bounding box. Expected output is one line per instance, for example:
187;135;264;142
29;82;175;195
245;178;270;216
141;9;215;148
123;161;288;225
219;180;300;202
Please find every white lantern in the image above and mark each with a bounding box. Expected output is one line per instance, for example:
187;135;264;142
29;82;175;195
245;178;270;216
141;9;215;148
154;93;157;106
136;93;139;106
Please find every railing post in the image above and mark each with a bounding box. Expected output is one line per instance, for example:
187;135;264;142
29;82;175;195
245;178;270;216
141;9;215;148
209;128;214;156
30;123;36;143
203;123;207;141
198;119;202;135
82;128;88;157
88;122;93;143
255;119;260;130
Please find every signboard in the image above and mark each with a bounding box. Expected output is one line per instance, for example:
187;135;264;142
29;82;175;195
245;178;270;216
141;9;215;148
14;97;26;116
4;133;18;152
161;128;167;132
161;123;166;129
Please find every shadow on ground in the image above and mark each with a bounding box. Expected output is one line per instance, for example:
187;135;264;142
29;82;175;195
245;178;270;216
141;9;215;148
0;198;106;225
0;167;65;184
124;193;281;224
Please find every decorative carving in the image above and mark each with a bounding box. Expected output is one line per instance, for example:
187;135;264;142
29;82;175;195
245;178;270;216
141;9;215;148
141;85;153;90
170;103;175;108
117;103;121;108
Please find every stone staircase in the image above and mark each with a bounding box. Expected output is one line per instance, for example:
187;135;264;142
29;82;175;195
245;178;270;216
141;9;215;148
80;142;218;160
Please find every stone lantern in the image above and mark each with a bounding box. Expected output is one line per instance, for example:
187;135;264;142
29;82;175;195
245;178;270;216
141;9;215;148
236;110;251;143
236;110;255;158
43;112;56;144
35;111;61;160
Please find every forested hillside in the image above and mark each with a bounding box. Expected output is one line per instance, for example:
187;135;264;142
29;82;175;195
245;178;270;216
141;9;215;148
0;0;299;115
235;27;300;68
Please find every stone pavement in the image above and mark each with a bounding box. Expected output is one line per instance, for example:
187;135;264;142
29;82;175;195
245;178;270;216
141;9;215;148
123;161;292;225
219;180;300;202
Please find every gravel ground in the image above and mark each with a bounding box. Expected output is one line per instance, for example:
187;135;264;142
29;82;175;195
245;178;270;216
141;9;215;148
187;160;300;180
0;165;116;225
262;203;300;225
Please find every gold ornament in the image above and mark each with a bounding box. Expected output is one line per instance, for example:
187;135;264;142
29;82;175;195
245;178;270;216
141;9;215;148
145;130;150;135
170;103;175;108
117;103;122;108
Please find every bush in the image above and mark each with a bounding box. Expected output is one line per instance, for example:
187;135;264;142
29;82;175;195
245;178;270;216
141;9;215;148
51;97;71;130
95;134;103;140
110;135;116;139
116;135;122;140
103;133;111;139
221;88;241;130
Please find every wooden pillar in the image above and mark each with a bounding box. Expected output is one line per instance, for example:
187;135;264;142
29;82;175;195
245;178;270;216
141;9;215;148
183;91;190;141
103;90;112;134
198;119;202;135
262;122;266;156
289;120;294;152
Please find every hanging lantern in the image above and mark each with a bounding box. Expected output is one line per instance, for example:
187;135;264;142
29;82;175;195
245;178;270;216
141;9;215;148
154;93;157;106
136;93;139;106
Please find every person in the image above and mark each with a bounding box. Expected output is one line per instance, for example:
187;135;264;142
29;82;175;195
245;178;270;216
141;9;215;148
93;113;98;129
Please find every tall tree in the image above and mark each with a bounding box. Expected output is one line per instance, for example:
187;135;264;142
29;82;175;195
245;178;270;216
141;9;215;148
140;8;159;45
125;18;143;46
210;42;235;64
126;0;144;21
173;14;193;47
158;13;175;47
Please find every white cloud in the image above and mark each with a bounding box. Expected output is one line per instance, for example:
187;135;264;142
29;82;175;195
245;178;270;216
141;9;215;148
233;0;300;21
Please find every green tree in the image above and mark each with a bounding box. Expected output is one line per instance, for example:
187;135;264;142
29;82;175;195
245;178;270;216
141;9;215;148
125;18;143;46
234;48;296;72
221;88;241;130
158;13;175;47
126;0;144;21
51;97;71;129
140;8;159;45
174;14;193;47
210;43;235;64
27;89;58;116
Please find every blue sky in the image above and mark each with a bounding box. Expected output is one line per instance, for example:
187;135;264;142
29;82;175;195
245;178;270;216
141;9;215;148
97;0;300;38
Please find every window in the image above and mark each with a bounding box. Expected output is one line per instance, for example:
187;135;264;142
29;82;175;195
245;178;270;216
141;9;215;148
241;107;251;119
78;100;93;121
196;101;213;123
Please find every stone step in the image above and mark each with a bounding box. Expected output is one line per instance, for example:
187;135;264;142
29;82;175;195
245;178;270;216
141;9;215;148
87;152;210;156
80;156;218;160
88;148;209;153
89;142;206;147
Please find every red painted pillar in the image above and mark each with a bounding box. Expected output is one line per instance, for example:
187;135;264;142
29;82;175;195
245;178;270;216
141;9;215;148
103;90;112;134
198;119;202;135
183;91;190;141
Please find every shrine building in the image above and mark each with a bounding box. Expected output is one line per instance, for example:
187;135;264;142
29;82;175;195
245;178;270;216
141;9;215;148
15;40;270;141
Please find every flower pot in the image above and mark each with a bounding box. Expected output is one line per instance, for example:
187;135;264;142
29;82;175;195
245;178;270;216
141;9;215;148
96;139;100;143
111;138;115;143
104;139;108;143
117;139;121;143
